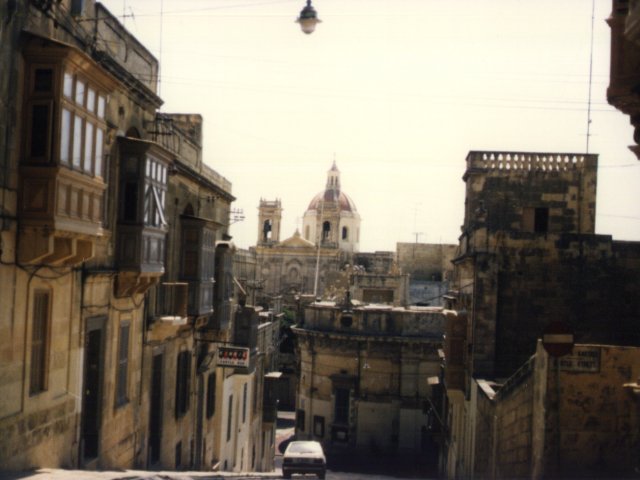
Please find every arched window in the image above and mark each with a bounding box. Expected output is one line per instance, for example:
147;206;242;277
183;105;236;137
342;226;348;240
305;225;310;240
322;221;331;241
263;219;272;241
125;127;141;138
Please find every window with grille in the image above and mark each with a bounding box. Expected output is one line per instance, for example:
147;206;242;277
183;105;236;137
29;291;50;395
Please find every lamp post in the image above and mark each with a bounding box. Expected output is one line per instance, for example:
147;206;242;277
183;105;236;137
296;0;321;34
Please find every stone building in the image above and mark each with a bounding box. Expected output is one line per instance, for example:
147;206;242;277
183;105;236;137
469;341;640;478
0;0;275;473
607;0;640;158
396;243;456;282
302;162;361;253
293;300;444;469
441;151;640;478
255;163;367;299
396;242;457;306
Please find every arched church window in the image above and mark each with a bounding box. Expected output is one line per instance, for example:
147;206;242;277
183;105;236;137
289;268;299;282
305;225;310;240
342;226;348;240
263;219;272;241
322;221;331;241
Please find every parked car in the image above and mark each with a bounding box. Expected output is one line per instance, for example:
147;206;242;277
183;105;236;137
282;440;326;479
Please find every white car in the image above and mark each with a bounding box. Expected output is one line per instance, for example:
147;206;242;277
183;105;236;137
282;440;326;479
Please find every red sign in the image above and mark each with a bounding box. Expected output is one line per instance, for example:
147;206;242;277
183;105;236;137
542;321;574;357
217;346;250;368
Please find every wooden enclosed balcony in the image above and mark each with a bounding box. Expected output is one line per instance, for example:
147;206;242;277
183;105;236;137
18;165;105;265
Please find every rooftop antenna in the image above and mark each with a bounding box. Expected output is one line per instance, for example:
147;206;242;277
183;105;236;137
586;0;595;153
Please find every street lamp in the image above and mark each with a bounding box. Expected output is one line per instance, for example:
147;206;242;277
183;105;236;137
296;0;321;34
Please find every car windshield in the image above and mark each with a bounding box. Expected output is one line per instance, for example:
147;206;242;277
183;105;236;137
287;442;321;454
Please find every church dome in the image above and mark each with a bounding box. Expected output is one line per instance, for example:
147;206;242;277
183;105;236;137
302;161;361;253
307;190;358;213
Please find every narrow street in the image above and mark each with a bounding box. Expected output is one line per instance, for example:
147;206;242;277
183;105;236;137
0;409;435;480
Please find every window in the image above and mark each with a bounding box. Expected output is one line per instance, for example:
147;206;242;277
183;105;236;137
60;108;72;165
226;394;234;441
206;372;216;418
143;157;167;228
296;409;306;431
523;207;549;233
314;415;325;437
115;322;130;407
242;383;248;423
30;291;50;395
23;61;109;170
334;388;350;424
175;441;182;469
322;221;331;241
58;70;107;176
175;350;191;418
534;207;549;233
262;220;272;241
29;103;52;160
34;68;53;93
342;226;348;240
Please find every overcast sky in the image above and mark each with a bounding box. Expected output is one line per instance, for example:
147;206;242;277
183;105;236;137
100;0;640;251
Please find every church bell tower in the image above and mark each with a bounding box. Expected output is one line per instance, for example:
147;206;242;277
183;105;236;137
257;199;282;245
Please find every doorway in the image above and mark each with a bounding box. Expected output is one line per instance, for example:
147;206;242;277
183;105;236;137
148;351;164;466
81;317;105;464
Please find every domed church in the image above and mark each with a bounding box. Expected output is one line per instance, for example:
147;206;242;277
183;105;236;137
302;162;361;253
255;163;361;297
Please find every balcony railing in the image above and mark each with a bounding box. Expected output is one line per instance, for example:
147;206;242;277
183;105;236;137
465;151;596;174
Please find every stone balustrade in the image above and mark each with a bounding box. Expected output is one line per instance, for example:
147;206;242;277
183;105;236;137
466;151;597;173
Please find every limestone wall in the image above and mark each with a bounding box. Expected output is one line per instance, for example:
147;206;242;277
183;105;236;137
550;344;640;477
465;343;640;478
396;243;457;281
493;359;535;479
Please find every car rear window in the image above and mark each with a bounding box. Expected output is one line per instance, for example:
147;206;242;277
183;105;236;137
287;442;322;454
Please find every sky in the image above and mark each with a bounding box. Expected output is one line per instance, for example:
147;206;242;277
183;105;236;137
100;0;640;252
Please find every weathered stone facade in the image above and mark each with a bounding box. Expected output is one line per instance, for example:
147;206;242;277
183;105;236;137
0;0;276;473
293;301;444;468
450;151;640;379
607;0;640;158
441;150;640;478
467;342;640;479
396;242;457;281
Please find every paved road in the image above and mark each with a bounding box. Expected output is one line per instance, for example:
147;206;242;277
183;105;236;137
0;410;435;480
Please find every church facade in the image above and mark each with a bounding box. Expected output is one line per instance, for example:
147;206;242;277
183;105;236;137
254;163;362;299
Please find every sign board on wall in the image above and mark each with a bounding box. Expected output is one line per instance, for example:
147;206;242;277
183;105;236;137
558;348;601;373
217;346;250;368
